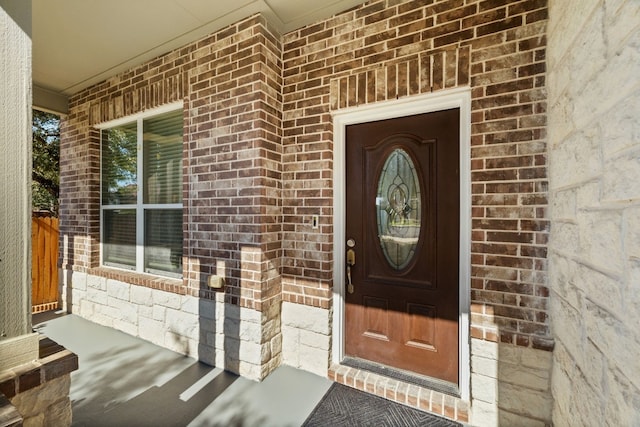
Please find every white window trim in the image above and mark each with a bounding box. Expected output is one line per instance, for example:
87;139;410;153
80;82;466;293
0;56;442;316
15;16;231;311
99;103;183;279
331;87;472;401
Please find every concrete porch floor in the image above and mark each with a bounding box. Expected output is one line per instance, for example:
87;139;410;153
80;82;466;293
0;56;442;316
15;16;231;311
33;312;332;427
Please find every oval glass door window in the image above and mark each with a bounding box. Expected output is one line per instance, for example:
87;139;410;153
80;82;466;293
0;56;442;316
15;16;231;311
376;148;421;270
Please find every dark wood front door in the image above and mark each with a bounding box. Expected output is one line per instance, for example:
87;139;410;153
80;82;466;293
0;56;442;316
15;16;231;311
344;109;460;386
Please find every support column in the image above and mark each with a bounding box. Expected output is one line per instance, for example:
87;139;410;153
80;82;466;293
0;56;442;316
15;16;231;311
0;0;38;370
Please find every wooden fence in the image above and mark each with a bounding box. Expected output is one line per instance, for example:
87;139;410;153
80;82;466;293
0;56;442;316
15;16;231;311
32;215;59;313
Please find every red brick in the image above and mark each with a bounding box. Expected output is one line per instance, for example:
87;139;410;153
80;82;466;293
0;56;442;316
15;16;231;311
477;16;523;37
61;0;550;352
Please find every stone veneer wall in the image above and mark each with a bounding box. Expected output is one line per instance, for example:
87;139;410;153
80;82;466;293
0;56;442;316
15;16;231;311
66;272;279;379
0;338;78;427
547;0;640;425
59;1;556;424
9;377;71;427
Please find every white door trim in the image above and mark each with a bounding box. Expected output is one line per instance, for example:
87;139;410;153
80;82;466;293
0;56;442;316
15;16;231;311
331;87;471;401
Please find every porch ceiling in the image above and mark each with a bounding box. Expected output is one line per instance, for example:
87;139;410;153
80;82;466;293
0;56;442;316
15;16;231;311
32;0;367;114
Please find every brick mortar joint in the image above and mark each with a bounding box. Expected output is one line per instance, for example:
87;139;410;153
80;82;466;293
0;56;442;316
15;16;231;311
488;332;555;352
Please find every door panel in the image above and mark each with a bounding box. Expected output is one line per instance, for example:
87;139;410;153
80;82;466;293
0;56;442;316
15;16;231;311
363;296;390;341
405;303;437;351
344;109;460;385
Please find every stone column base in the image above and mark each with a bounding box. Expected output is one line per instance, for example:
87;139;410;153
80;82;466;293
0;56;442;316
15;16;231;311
0;336;78;427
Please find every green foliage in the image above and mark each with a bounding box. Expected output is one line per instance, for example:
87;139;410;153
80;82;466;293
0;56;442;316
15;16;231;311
101;125;138;205
32;110;60;214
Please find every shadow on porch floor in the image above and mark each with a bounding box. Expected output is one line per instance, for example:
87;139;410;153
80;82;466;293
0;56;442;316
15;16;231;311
33;312;332;427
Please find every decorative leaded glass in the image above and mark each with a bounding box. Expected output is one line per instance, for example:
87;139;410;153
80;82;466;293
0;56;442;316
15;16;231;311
376;148;421;270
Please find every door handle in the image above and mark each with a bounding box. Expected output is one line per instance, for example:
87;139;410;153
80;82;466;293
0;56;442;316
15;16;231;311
346;248;356;267
346;248;356;294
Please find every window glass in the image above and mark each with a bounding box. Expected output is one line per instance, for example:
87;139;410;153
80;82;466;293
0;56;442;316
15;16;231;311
103;209;136;269
143;111;183;204
144;209;183;276
376;148;421;270
101;123;137;205
101;109;183;278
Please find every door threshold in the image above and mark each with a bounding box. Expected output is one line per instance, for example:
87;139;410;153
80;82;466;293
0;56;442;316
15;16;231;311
342;356;460;398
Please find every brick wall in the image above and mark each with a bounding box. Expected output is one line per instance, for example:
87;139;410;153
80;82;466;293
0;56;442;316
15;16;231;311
60;0;551;353
58;0;555;423
60;15;285;380
281;0;550;347
60;15;283;313
547;0;640;425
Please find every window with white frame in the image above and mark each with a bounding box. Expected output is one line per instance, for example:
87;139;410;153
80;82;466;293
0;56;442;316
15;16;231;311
100;108;183;278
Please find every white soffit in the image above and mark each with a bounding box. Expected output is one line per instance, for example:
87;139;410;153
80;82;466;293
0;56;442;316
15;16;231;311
32;0;367;103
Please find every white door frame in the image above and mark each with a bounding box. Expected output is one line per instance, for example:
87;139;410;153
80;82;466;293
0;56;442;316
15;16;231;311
331;87;471;401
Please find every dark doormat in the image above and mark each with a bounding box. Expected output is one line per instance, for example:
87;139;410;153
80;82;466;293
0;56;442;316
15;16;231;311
302;383;463;427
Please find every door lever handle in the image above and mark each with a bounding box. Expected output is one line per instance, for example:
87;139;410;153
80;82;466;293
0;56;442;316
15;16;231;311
346;265;353;294
346;249;356;294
